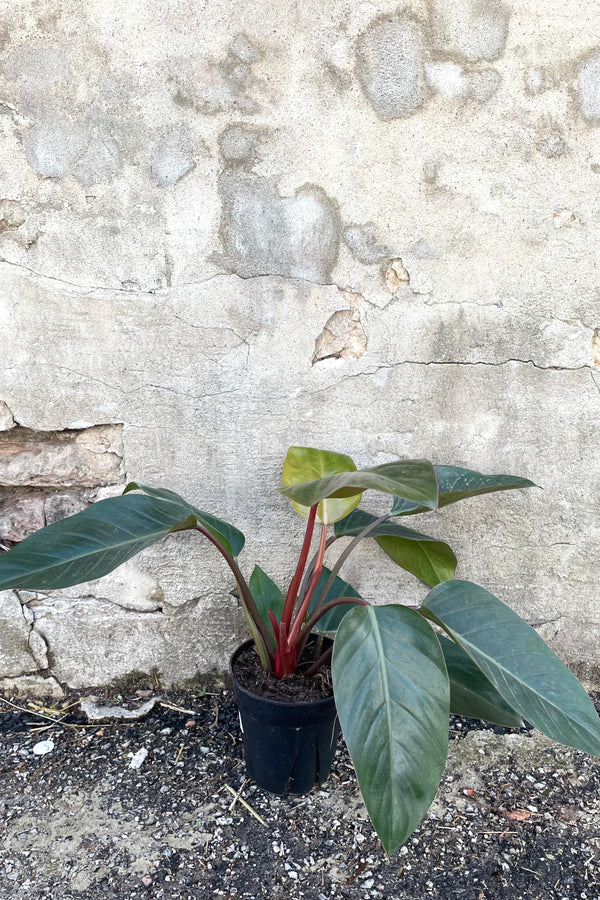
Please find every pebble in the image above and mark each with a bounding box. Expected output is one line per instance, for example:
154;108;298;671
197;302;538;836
129;748;149;769
32;740;54;756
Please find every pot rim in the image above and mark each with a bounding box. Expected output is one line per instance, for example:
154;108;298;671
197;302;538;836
230;638;336;710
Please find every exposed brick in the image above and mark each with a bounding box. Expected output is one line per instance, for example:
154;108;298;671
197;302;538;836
0;494;45;542
0;425;123;489
0;402;14;432
44;492;89;526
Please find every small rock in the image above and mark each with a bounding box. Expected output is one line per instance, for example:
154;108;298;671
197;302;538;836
32;740;54;756
129;748;149;769
81;697;160;721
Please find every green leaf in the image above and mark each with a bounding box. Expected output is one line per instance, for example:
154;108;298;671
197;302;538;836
332;605;450;854
124;482;245;558
307;566;363;632
423;581;600;756
438;635;524;727
376;536;456;588
249;566;285;642
0;494;198;591
390;465;536;516
281;446;361;525
333;508;456;587
282;458;438;524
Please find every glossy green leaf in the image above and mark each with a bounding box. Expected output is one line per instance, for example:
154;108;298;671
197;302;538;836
423;581;600;756
376;536;456;588
249;566;285;642
282;458;438;524
281;446;361;525
306;566;363;632
438;635;523;727
124;482;245;558
390;465;536;516
333;508;456;587
332;605;450;854
0;494;198;591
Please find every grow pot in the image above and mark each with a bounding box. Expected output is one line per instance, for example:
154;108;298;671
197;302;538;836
230;639;341;795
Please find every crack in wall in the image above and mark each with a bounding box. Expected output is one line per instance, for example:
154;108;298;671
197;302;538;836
145;382;246;403
17;595;49;672
0;258;160;296
529;614;600;629
307;358;598;398
0;258;337;297
28;364;133;395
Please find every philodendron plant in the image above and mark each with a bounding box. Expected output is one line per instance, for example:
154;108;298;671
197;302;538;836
0;446;598;852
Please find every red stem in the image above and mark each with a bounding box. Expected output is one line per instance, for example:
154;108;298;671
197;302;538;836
275;621;295;678
288;523;328;646
268;609;280;642
280;504;318;631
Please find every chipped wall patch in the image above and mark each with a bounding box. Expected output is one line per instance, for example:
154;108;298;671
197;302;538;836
385;258;410;292
592;329;600;367
313;308;367;364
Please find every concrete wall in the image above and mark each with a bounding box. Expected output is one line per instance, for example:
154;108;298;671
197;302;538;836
0;0;599;695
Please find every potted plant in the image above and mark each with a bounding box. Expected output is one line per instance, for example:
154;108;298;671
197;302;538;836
0;446;598;853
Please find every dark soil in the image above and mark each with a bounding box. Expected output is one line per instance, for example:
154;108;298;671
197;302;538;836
233;641;333;702
0;687;599;900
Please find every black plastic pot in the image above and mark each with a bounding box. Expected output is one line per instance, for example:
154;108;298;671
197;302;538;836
230;640;341;795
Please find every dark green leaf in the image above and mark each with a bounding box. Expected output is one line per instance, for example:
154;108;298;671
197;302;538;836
306;566;362;632
124;482;245;558
282;459;438;521
423;581;600;756
390;465;536;516
438;634;523;727
333;508;455;587
249;566;285;642
334;508;439;541
333;509;456;587
332;605;450;854
0;494;198;591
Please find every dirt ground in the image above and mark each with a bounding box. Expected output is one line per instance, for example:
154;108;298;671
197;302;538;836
1;685;599;900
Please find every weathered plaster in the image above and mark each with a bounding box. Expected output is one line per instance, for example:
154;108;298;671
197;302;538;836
1;0;600;689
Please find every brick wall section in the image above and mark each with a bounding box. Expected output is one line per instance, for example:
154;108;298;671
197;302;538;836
0;425;124;543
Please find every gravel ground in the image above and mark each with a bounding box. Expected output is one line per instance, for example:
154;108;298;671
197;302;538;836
0;684;599;900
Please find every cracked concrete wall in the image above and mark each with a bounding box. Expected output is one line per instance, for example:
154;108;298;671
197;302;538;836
0;0;599;694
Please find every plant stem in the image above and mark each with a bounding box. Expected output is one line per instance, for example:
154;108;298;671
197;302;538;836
312;512;391;613
288;523;328;645
302;645;333;677
280;504;318;631
196;526;274;665
297;536;337;607
297;596;368;646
